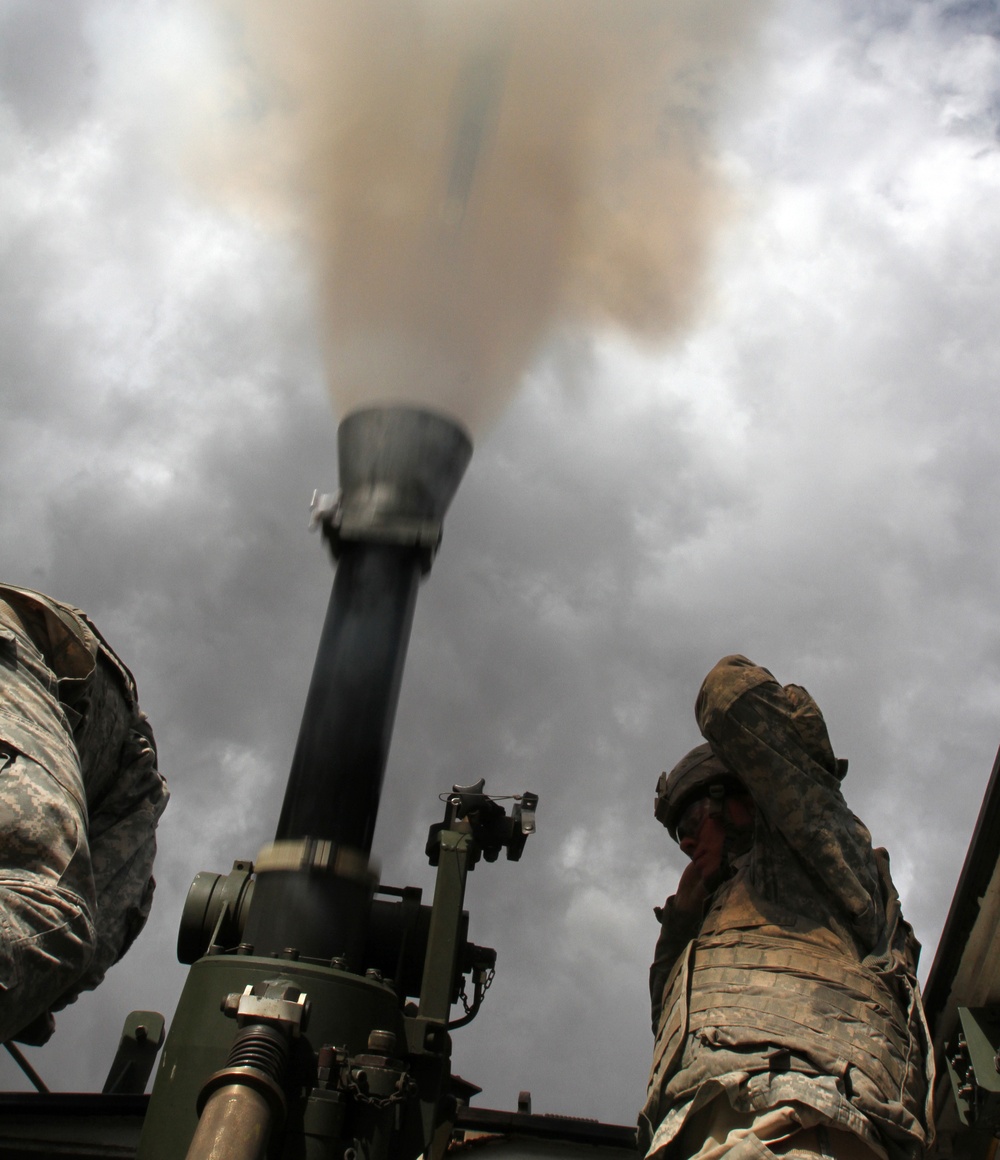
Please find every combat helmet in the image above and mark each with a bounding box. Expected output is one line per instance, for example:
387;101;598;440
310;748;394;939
654;742;744;841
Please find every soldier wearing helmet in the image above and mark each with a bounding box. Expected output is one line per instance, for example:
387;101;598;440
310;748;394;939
640;656;933;1160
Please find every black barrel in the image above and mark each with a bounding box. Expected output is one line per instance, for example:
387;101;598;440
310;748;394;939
243;407;472;965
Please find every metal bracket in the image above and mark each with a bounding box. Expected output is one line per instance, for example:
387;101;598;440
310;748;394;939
403;1014;451;1058
310;490;442;575
945;1006;1000;1130
221;979;311;1036
255;838;379;888
102;1010;166;1094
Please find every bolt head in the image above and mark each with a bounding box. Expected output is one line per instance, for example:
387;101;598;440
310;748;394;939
367;1029;397;1055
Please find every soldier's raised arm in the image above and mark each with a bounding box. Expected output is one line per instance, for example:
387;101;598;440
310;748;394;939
694;653;882;944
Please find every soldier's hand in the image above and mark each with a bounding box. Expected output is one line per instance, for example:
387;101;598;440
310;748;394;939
674;860;708;915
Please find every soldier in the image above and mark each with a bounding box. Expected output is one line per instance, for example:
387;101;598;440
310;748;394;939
0;584;168;1045
640;655;934;1160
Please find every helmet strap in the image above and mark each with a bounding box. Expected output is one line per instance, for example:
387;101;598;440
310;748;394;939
721;795;754;863
704;784;753;884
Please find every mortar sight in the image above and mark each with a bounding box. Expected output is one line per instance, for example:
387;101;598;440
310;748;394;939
314;406;473;573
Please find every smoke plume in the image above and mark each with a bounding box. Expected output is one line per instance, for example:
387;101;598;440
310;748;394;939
203;0;765;433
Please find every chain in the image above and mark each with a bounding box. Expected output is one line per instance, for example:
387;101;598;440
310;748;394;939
457;975;471;1015
345;1072;417;1109
458;965;496;1015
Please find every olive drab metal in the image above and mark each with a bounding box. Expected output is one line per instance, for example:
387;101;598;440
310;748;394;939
136;408;539;1160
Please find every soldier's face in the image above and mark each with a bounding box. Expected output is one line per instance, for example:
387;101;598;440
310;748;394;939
679;813;726;880
677;794;754;881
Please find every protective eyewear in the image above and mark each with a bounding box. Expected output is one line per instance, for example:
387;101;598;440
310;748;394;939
675;796;715;844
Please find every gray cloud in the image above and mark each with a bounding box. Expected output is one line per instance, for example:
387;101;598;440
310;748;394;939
0;1;95;138
1;0;999;1130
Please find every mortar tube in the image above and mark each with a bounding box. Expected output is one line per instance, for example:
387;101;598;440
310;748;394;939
242;406;472;967
242;542;422;964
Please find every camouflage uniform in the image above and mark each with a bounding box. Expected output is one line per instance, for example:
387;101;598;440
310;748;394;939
640;656;933;1160
0;585;168;1043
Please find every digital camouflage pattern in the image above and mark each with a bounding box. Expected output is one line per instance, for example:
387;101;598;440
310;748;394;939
641;656;933;1160
0;585;167;1042
655;743;737;839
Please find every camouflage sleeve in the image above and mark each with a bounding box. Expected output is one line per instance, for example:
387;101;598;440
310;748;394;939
695;655;883;947
0;611;98;1042
54;707;166;1008
0;747;97;1043
650;898;701;1033
0;593;167;1039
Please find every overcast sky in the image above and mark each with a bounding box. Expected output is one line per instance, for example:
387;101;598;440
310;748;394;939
1;0;1000;1129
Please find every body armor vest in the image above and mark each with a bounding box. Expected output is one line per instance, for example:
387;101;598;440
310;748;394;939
648;866;931;1149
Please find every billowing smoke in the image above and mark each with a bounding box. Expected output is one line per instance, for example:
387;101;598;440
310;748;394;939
200;0;765;433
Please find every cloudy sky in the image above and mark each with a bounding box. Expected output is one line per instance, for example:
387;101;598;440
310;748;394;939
2;0;1000;1130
